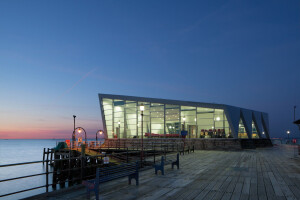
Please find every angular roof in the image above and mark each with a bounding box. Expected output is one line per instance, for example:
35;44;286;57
98;93;266;114
294;119;300;125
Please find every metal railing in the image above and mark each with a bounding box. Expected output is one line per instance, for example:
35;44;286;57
0;141;194;199
0;154;104;198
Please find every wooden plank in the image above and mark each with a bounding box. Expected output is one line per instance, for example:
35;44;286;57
242;177;251;195
32;147;300;200
268;172;284;196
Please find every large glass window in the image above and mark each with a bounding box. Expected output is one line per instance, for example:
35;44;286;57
125;101;137;138
181;106;197;138
197;107;214;138
165;104;180;135
102;98;233;139
252;121;260;138
213;109;227;138
103;98;113;138
150;103;164;134
238;118;248;138
113;99;125;138
138;102;150;137
224;114;232;138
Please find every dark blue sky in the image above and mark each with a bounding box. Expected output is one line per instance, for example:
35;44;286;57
0;0;299;138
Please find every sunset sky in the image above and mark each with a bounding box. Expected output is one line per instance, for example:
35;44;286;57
0;0;299;139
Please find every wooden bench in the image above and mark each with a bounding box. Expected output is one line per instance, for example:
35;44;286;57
82;161;139;200
154;153;179;175
179;145;195;155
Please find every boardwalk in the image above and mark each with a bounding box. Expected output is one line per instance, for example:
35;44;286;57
31;145;300;200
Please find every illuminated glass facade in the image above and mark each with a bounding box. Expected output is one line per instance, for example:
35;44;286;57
99;94;270;139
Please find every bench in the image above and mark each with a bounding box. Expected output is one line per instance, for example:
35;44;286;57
154;153;179;175
179;145;195;155
82;161;139;200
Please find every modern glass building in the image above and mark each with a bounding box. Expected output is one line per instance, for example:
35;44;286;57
99;93;270;139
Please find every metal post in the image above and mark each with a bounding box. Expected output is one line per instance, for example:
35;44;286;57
46;159;49;192
141;111;144;166
73;115;76;148
118;122;120;139
46;148;49;162
43;148;45;165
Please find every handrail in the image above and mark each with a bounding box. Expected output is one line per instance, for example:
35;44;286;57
0;160;43;167
0;153;104;198
0;185;47;198
0;141;191;198
0;172;47;183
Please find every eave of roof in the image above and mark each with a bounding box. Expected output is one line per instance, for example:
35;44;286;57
98;93;266;114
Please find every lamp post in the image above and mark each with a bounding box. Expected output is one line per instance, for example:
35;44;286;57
118;121;121;139
72;115;76;148
140;103;145;166
96;130;103;142
287;130;290;143
74;127;87;144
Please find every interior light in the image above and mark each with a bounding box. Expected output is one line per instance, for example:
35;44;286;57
194;118;197;122
116;106;121;111
139;104;145;111
216;117;220;121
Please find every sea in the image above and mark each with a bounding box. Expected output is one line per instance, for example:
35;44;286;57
0;139;103;200
0;138;297;200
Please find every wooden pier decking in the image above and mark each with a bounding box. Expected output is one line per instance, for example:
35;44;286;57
30;145;300;200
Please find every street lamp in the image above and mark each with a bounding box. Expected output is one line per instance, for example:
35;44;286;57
72;115;76;148
96;130;103;142
118;121;121;139
183;116;186;131
287;130;290;141
74;127;87;144
140;103;144;166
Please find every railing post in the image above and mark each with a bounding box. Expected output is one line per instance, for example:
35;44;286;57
46;148;49;163
43;148;45;165
68;149;72;186
50;149;53;163
46;159;49;193
81;144;86;182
